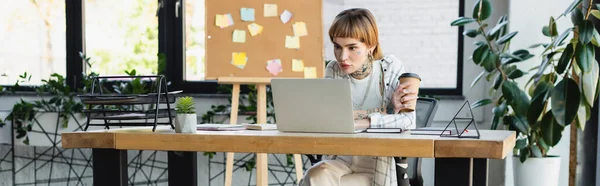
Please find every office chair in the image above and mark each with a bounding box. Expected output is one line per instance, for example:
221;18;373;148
396;97;439;186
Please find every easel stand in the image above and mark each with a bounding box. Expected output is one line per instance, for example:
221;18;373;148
218;77;304;186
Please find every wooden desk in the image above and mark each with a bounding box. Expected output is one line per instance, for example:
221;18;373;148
62;127;515;186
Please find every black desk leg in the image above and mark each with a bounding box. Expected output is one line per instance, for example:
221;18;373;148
168;151;198;186
92;148;128;186
434;158;488;186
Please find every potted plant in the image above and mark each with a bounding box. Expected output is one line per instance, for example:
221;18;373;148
451;0;599;185
175;96;197;133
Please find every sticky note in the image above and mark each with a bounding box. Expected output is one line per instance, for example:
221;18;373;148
248;23;263;36
215;14;234;28
241;8;255;22
226;14;234;26
285;35;300;49
292;59;304;72
233;30;246;43
232;52;247;69
280;10;292;24
215;14;225;27
264;4;278;17
293;22;308;37
266;59;283;76
304;67;317;78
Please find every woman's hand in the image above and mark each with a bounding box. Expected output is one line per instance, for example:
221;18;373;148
354;119;370;130
392;82;418;113
353;110;368;120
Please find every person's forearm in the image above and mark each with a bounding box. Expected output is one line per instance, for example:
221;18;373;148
354;119;370;129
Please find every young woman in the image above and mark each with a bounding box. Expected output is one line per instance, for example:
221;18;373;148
298;8;418;186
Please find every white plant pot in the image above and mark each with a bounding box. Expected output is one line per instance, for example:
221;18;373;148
175;114;197;133
513;155;561;186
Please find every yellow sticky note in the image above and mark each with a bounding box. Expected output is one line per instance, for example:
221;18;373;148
264;4;278;17
215;14;225;27
285;36;300;49
248;23;263;36
304;67;316;78
293;22;308;37
233;30;246;43
232;52;247;68
292;59;304;72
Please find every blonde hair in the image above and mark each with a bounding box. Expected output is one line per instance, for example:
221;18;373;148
328;8;383;60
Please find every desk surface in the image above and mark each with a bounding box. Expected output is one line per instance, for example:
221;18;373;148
62;126;515;159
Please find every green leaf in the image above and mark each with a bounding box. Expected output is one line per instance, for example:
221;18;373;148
488;20;509;38
463;29;479;38
556;43;574;74
515;139;527;149
473;0;492;21
542;26;551;37
508;69;525;79
564;0;583;18
482;51;498;72
580;20;594;45
591;10;600;19
496;31;518;45
549;16;558;37
471;70;487;88
531;145;543;157
551;78;581;126
511;115;530;135
575;42;595;73
528;81;552;125
520;148;530;163
541;111;564;146
591;29;600;47
544;28;573;54
576;99;589;130
473;45;489;65
491;102;507;130
500;53;524;61
529;43;545;49
581;59;599;106
472;99;493;109
451;17;477;26
493;74;503;90
503;81;531;116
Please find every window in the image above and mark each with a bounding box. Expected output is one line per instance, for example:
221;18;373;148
177;0;464;95
84;0;159;76
0;0;66;86
32;0;463;96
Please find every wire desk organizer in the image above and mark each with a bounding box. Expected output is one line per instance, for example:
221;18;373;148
78;75;178;132
440;100;481;139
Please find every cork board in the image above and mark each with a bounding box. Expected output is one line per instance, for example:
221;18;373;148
205;0;324;80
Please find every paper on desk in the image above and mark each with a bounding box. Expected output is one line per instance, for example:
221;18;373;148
293;22;308;37
240;8;255;21
197;124;245;131
232;29;246;43
231;52;247;69
285;35;300;49
304;66;316;78
292;59;304;72
264;4;278;17
266;59;283;76
280;10;292;24
247;23;263;36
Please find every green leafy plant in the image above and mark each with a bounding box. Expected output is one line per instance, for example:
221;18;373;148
452;0;600;162
176;96;196;114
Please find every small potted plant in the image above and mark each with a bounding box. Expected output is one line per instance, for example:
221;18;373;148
175;96;197;133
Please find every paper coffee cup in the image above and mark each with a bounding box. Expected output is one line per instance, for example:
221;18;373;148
398;73;421;112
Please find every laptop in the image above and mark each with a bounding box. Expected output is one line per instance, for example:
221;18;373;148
270;78;365;133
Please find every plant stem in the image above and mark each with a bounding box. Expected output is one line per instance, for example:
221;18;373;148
585;0;594;20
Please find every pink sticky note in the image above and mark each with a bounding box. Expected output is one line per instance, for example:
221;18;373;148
266;59;283;76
